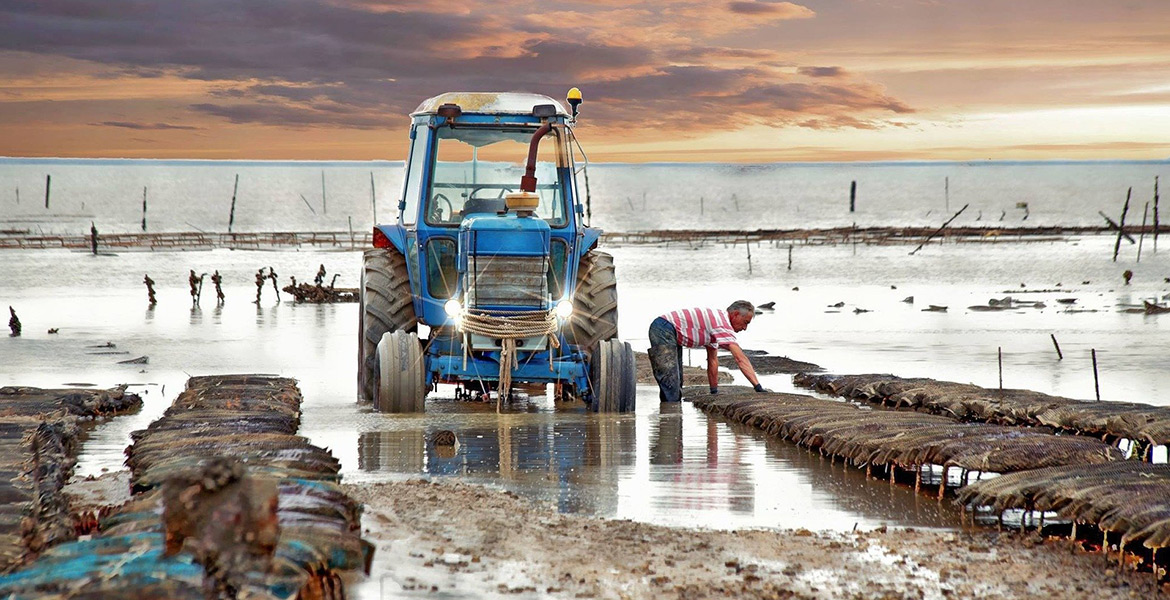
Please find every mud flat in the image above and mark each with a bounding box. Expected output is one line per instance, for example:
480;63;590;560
347;478;1158;599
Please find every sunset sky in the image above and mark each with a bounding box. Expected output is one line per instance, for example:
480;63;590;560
2;0;1169;162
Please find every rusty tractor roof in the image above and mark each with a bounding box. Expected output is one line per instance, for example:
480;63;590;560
412;92;568;117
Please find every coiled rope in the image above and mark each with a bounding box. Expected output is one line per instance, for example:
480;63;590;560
459;308;561;404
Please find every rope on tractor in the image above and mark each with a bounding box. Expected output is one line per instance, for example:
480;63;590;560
459;308;561;407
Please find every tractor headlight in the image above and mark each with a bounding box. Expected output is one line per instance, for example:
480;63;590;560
444;298;462;318
555;300;574;319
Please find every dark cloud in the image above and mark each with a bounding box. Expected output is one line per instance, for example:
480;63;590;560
797;66;844;78
0;0;910;141
94;121;200;130
190;101;393;129
727;0;808;16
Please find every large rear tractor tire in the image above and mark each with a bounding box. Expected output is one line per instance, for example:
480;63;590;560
375;330;426;413
589;339;636;413
567;250;619;353
359;248;416;402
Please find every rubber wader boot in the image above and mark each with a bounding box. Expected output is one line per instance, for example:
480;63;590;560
649;344;682;402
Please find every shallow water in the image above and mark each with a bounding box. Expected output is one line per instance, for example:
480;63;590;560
0;237;1167;532
2;158;1167;235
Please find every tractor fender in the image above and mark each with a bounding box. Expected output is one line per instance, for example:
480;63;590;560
578;227;603;257
375;224;409;255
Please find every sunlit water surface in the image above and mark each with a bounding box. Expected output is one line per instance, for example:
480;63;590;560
0;236;1168;532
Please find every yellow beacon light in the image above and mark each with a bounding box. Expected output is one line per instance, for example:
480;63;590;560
567;87;582;120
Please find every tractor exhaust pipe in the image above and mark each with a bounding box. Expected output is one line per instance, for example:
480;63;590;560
520;122;552;193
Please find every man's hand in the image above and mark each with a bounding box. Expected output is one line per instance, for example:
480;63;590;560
753;383;772;394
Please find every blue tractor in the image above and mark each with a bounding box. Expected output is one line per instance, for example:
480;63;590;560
358;91;636;413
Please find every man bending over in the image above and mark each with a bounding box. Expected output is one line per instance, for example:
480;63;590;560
647;300;768;402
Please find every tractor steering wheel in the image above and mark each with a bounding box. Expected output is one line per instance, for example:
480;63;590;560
469;185;515;200
430;193;453;222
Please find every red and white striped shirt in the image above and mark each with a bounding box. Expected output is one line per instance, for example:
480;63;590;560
662;307;738;349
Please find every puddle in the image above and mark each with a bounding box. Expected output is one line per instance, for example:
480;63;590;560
344;386;960;531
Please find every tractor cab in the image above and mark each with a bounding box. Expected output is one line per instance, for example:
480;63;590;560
359;91;635;413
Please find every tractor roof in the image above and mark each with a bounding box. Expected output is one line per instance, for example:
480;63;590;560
412;92;568;117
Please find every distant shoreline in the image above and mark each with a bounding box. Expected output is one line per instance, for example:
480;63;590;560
1;156;1167;168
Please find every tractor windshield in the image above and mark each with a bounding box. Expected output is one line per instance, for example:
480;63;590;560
425;126;570;227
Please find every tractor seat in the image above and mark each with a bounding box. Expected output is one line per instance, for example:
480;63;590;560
462;197;506;216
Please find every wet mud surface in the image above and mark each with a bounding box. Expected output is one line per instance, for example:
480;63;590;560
347;478;1160;599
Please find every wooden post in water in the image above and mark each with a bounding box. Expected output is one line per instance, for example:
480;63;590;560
1113;187;1131;262
141;186;148;232
299;194;317;215
699;196;703;215
1050;334;1063;360
348;216;354;249
370;172;377;224
787;245;793;271
1092;349;1101;401
733;193;739;211
228;174;239;233
44;175;50;209
910;204;969;255
998;346;1003;390
746;239;752;274
1137;202;1150;262
320;171;327;214
849;180;856;212
14;187;18;205
945;176;949;212
1154;176;1160;254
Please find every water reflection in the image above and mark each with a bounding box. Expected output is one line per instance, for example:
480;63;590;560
353;390;959;531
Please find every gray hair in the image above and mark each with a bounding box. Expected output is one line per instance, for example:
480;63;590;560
727;300;755;317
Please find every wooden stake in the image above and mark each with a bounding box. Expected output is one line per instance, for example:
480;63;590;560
850;180;856;212
699;196;703;215
910;204;969;255
787;244;793;271
944;176;949;212
44;174;50;209
998;346;1003;390
1098;211;1136;244
1050;333;1063;360
1137;202;1149;262
1154;176;1160;254
228;174;239;233
348;215;354;249
746;239;752;274
1092;348;1101;401
321;171;327;214
141;186;148;232
299;193;317;215
1113;187;1131;262
370;172;377;224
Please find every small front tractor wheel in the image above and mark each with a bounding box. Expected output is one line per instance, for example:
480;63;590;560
567;250;619;353
589;339;636;413
375;330;426;413
359;247;416;402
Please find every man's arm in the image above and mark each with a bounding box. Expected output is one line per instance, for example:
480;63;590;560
706;346;720;392
725;342;762;388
